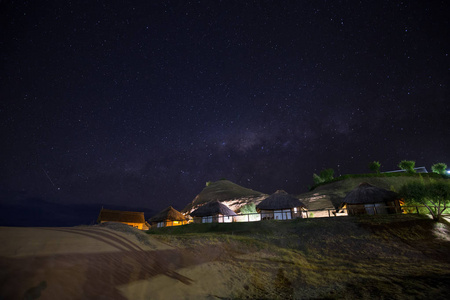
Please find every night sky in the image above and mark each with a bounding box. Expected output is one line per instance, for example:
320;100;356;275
1;0;449;214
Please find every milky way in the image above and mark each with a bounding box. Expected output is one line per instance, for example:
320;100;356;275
1;0;448;212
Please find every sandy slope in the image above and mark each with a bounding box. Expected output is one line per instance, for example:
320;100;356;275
0;225;242;300
3;216;449;299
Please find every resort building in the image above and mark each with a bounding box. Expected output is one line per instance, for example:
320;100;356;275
338;182;402;215
383;166;428;173
97;208;149;230
148;206;188;228
256;190;307;220
190;201;237;223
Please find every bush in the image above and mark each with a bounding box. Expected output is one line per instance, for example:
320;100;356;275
399;181;450;221
401;202;429;214
368;161;381;173
320;168;334;181
398;160;416;174
240;203;257;214
431;163;447;175
313;173;324;185
312;169;334;185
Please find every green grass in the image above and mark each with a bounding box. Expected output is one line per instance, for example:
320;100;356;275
148;214;450;299
309;172;448;191
300;173;450;209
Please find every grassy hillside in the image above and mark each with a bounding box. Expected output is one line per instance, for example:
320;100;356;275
182;180;265;213
299;173;449;210
149;215;450;299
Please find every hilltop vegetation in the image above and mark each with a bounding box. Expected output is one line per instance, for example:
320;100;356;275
309;172;447;192
149;214;450;299
300;173;449;210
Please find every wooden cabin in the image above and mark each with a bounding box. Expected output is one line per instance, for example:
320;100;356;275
97;208;149;230
339;182;402;215
190;201;237;223
148;206;188;228
256;190;307;220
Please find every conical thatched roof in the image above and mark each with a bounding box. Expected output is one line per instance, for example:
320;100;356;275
148;206;187;223
182;180;265;213
256;190;306;210
190;200;237;217
342;182;399;205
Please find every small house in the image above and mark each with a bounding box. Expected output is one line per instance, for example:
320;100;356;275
339;182;402;215
256;190;307;220
190;201;237;223
97;208;149;230
383;166;428;173
148;206;188;228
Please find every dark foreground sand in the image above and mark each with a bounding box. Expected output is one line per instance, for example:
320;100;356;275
0;225;245;300
3;216;450;299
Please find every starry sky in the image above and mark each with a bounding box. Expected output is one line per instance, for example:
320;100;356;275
1;0;449;213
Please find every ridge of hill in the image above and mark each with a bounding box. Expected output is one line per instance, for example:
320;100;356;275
298;173;449;212
182;180;266;214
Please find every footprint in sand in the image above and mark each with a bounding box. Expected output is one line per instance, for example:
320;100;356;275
23;281;47;300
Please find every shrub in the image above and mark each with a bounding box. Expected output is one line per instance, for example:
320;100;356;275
320;168;334;181
313;173;324;185
399;181;450;221
240;203;257;214
431;163;447;175
312;168;334;185
398;160;416;174
368;161;381;173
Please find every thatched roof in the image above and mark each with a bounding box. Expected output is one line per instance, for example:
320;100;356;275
256;190;306;210
342;182;399;205
148;206;186;223
190;200;237;217
182;180;265;213
97;208;145;224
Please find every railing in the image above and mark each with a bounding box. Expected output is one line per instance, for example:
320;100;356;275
187;205;450;225
307;205;448;218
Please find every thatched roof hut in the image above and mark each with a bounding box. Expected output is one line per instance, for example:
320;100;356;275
182;179;266;214
342;182;399;205
256;190;306;210
148;206;186;223
97;208;148;230
190;200;237;217
340;182;401;215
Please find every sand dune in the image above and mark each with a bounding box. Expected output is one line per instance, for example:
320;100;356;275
3;216;450;299
0;224;243;300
